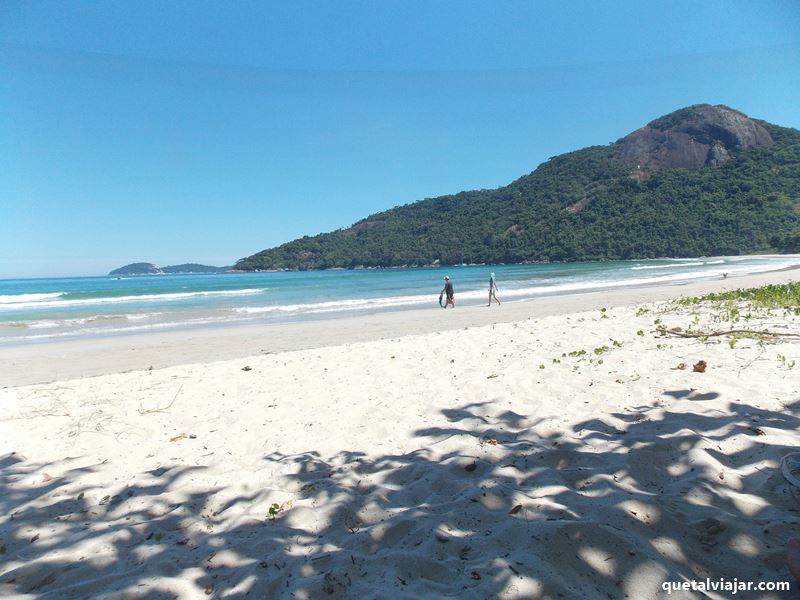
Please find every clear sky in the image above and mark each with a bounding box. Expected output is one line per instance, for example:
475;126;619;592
2;1;799;278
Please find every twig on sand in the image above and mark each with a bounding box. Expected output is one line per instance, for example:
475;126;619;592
663;329;800;340
138;385;183;415
738;346;768;376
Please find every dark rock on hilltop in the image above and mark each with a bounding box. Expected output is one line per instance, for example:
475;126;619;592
617;104;773;176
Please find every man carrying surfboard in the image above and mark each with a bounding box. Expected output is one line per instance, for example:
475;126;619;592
441;275;455;308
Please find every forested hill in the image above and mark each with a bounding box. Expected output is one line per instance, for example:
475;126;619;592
236;105;800;271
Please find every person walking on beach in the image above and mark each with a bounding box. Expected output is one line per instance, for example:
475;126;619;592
441;275;455;308
487;272;501;306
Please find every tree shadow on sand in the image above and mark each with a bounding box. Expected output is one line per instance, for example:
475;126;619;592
1;396;799;598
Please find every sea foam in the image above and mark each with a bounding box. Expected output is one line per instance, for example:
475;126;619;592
0;292;63;304
0;288;265;311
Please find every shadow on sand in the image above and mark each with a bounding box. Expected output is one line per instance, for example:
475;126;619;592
1;397;799;598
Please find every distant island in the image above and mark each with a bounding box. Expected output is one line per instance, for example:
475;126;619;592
235;104;800;271
109;262;231;276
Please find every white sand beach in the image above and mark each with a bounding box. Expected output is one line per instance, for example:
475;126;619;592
1;272;799;598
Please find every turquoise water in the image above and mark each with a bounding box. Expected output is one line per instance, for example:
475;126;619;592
1;255;798;344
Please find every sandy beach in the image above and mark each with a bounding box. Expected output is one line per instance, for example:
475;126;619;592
1;271;799;598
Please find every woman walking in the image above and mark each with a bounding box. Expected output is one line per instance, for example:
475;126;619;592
487;272;500;306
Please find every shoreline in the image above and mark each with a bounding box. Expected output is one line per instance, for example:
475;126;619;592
1;268;796;388
4;256;799;341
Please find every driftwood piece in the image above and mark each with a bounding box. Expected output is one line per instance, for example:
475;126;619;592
662;328;800;340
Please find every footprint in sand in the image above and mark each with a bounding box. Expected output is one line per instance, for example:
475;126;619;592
697;517;725;550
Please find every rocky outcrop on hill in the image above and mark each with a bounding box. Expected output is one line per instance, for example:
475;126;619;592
616;104;773;177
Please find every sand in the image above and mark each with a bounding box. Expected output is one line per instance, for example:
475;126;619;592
1;272;799;598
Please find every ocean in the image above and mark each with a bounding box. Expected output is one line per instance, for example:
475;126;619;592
1;255;798;345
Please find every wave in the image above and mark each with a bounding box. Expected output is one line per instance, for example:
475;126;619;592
631;263;702;270
0;315;238;344
516;260;798;295
0;288;266;311
631;259;727;270
662;258;714;262
1;312;166;331
0;292;63;304
234;294;433;315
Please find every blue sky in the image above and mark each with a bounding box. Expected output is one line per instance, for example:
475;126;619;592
2;1;799;278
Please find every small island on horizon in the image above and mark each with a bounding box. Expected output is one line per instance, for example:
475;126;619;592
109;262;231;276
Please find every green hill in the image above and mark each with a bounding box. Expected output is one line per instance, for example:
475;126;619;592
236;105;800;271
